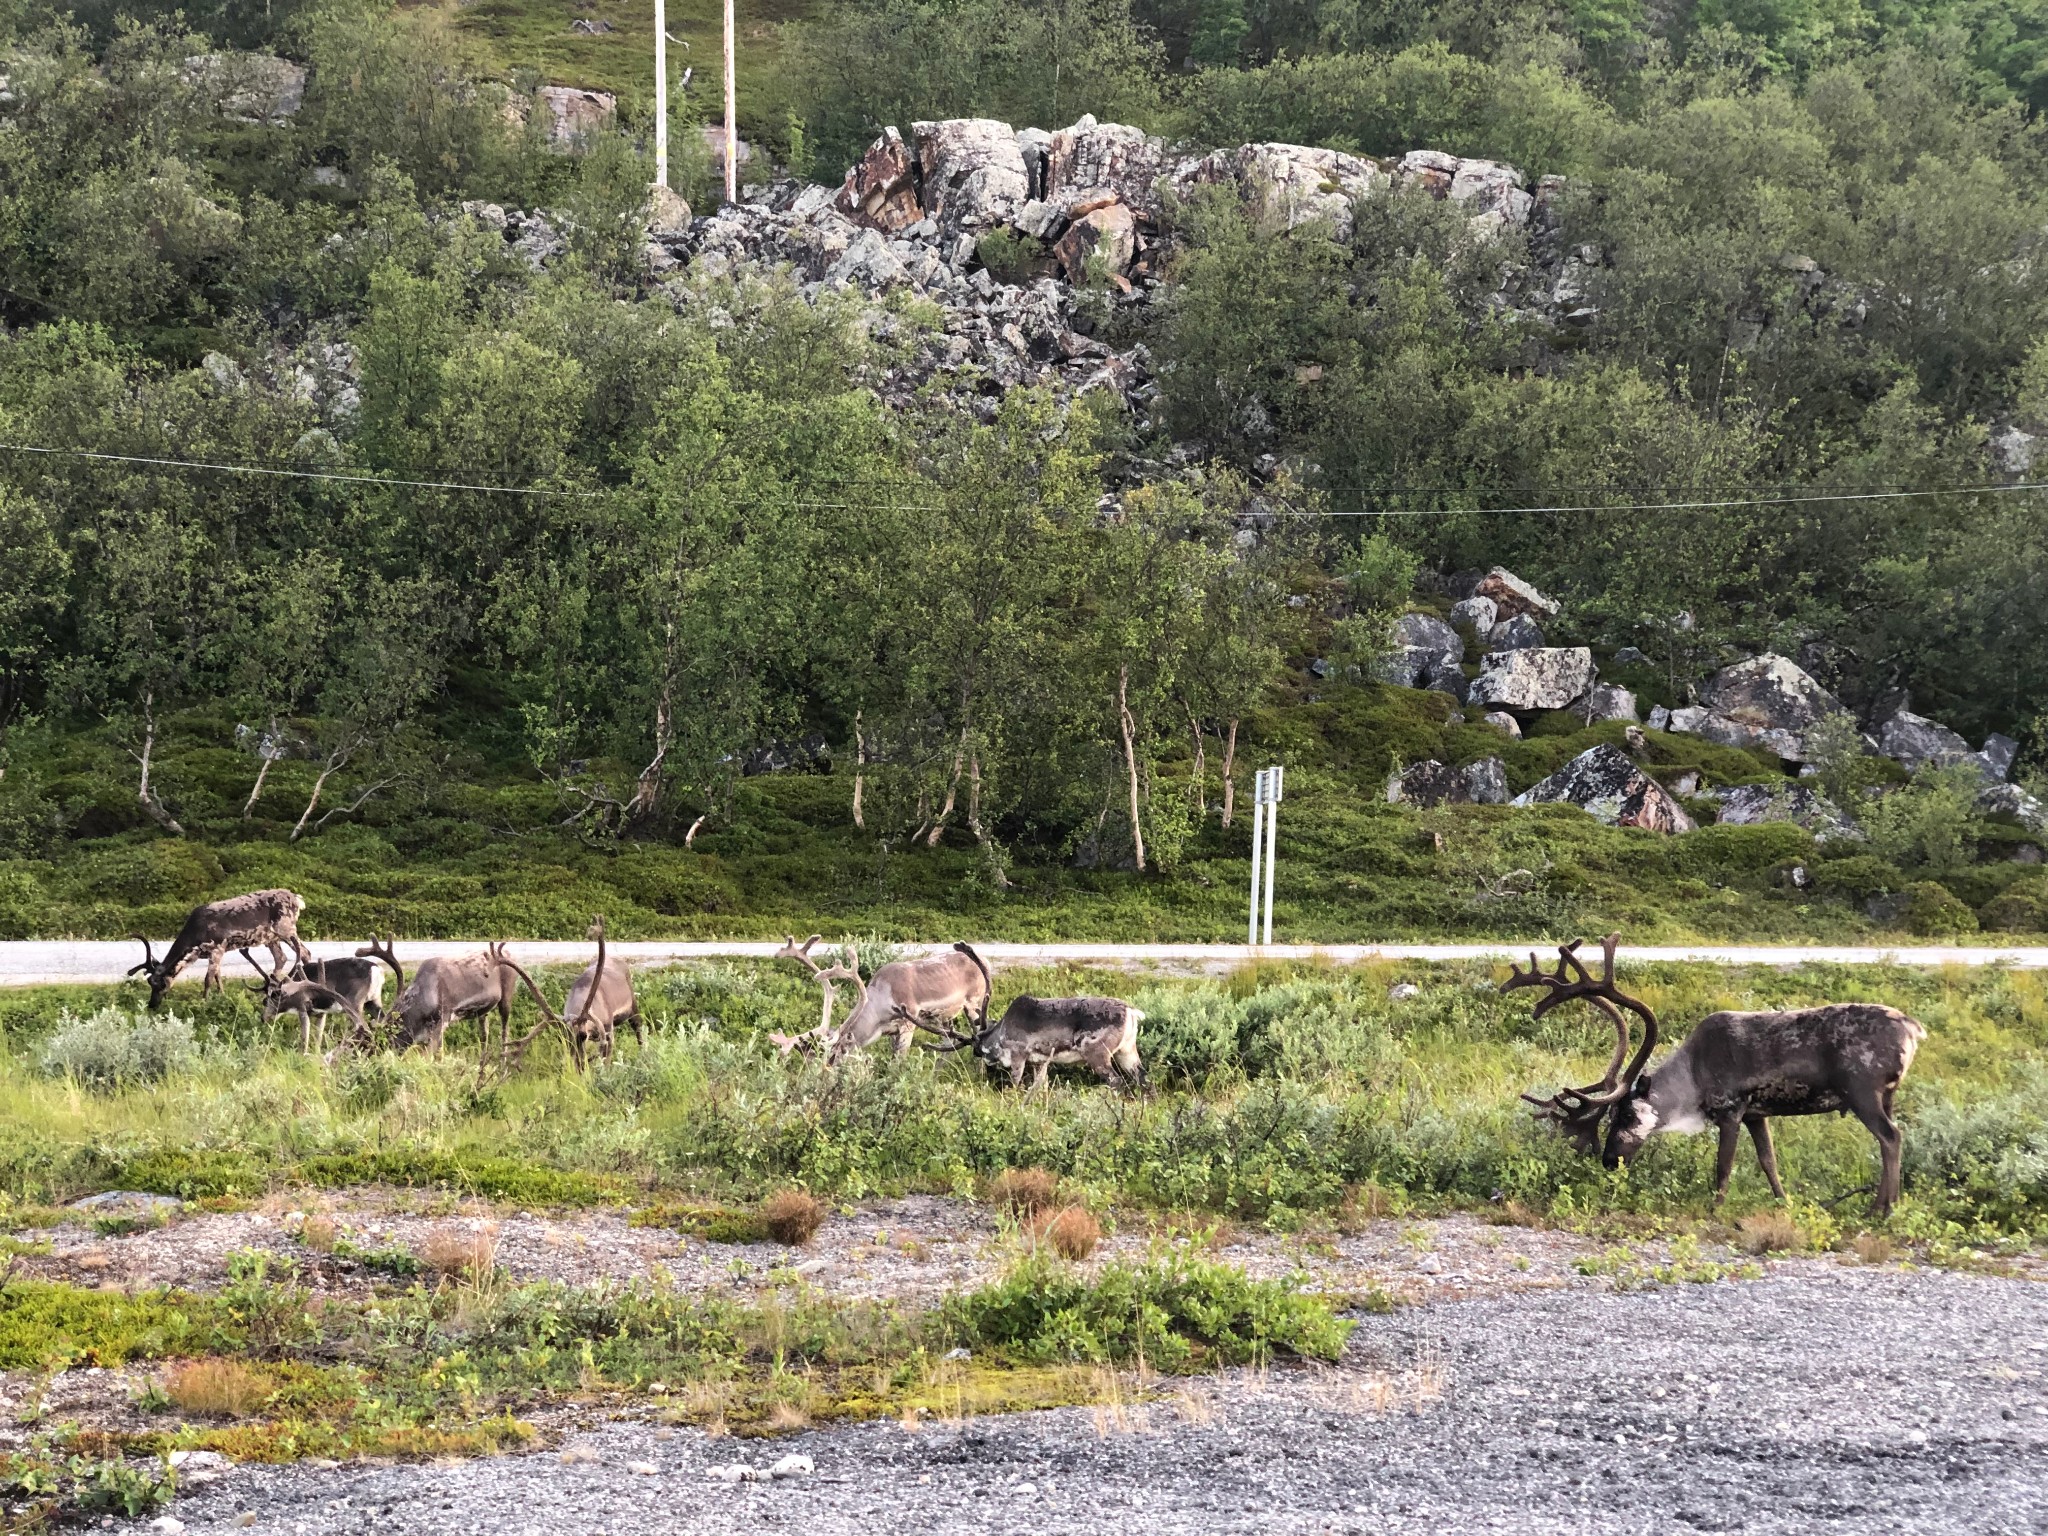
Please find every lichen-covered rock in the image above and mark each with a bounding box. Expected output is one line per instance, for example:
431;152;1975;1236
1045;115;1169;221
1173;143;1385;238
836;127;923;232
1447;158;1532;233
1420;654;1469;704
1697;654;1843;761
1512;744;1696;834
1486;614;1547;652
1392;612;1462;663
1877;709;1974;773
1052;201;1136;279
1449;596;1497;644
1715;783;1859;841
1481;711;1522;738
1387;757;1509;807
1979;782;2048;831
914;118;1031;232
1472;567;1559;621
1581;684;1639;723
1370;646;1437;689
1468;647;1595;713
534;86;615;148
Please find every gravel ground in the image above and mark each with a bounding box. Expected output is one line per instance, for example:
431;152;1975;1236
160;1268;2048;1536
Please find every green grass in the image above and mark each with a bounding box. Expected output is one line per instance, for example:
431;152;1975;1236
6;686;2044;946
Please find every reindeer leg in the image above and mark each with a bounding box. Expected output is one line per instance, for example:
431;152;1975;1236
1746;1116;1786;1200
1847;1084;1904;1217
1712;1116;1742;1205
203;949;223;997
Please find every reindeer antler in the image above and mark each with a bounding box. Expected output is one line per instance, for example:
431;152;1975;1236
241;946;280;992
1507;933;1661;1143
357;936;405;993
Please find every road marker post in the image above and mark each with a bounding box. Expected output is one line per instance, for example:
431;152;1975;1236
1248;766;1282;947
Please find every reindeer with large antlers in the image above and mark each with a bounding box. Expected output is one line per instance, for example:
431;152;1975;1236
360;937;556;1078
242;950;366;1054
500;918;642;1072
769;935;865;1057
1509;933;1925;1215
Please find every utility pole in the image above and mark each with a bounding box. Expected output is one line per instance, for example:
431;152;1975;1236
652;0;667;192
722;0;737;205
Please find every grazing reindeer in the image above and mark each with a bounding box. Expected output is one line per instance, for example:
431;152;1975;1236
770;935;864;1057
129;889;312;1008
360;937;554;1073
1510;933;1925;1215
922;995;1146;1091
826;943;992;1064
243;950;365;1054
503;918;642;1071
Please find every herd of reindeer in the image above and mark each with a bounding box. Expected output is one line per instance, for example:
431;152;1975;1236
121;888;1929;1214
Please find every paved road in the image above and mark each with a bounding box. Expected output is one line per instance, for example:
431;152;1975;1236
169;1268;2048;1535
9;939;2048;986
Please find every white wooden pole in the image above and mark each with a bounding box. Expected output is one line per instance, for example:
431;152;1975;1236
653;0;668;191
1261;765;1282;945
722;0;737;204
1247;769;1266;948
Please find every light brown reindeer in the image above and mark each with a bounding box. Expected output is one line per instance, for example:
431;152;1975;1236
503;918;642;1072
769;935;863;1057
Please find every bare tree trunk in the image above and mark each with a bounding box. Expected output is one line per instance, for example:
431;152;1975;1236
1118;664;1146;872
291;738;356;842
629;623;677;822
966;751;984;841
852;711;866;830
1221;717;1239;828
683;814;707;847
925;724;970;848
132;692;185;836
311;777;393;834
1183;700;1207;815
242;717;278;820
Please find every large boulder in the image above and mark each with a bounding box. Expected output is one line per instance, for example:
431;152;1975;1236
1472;567;1559;622
1448;596;1496;645
1876;709;1973;774
184;53;306;124
836;127;923;232
1387;757;1510;807
1714;783;1859;842
1486;614;1547;652
1467;647;1595;714
1512;744;1696;834
1052;201;1136;280
1392;612;1462;664
1370;647;1437;689
534;86;615;149
1581;684;1639;723
1696;654;1843;761
914;119;1031;233
1044;116;1169;222
1172;143;1385;238
1420;654;1469;704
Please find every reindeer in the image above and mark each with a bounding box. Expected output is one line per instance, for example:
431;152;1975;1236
770;938;992;1062
242;950;366;1054
359;937;555;1073
502;918;642;1072
921;995;1146;1091
129;889;311;1008
1509;933;1925;1215
770;935;865;1057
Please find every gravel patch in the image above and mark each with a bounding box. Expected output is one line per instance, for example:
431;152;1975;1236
155;1267;2048;1535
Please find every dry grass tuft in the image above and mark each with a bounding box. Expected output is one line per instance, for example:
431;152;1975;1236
301;1214;338;1253
1028;1205;1102;1261
988;1167;1061;1217
766;1400;811;1432
165;1358;270;1419
761;1190;828;1247
1851;1232;1896;1265
1337;1181;1395;1230
1088;1366;1148;1436
1172;1385;1214;1425
419;1220;501;1280
1735;1209;1803;1255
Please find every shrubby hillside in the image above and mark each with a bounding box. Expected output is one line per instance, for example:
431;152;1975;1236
3;0;2048;940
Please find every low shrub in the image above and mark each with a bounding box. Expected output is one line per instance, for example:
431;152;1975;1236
987;1167;1061;1217
164;1357;271;1417
1902;882;1978;937
38;1007;198;1092
761;1189;828;1246
1733;1209;1802;1254
1809;855;1905;901
418;1222;500;1280
1028;1205;1101;1260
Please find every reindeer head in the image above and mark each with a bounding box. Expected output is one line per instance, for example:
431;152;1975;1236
127;936;171;1009
1505;932;1660;1162
775;935;864;1061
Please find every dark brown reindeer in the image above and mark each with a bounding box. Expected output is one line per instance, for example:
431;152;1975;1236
243;950;366;1054
921;995;1147;1092
129;888;312;1008
359;937;555;1075
503;918;642;1072
1508;934;1925;1215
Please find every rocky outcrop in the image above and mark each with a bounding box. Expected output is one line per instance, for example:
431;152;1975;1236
1979;783;2048;832
1486;614;1547;652
1686;653;1844;761
1467;648;1595;714
915;118;1031;234
1714;783;1859;841
183;53;305;124
1392;612;1462;664
1052;201;1137;281
1173;142;1386;239
1877;709;1974;774
1044;116;1169;221
1513;744;1696;834
535;86;615;148
1386;757;1510;807
1473;568;1559;622
836;127;922;232
1449;596;1496;645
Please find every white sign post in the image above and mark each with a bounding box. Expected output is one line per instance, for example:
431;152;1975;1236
1247;765;1283;948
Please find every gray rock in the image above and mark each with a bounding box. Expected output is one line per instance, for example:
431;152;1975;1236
1392;611;1463;663
1512;744;1696;834
1045;115;1170;222
1472;567;1560;621
1975;733;2019;783
1481;711;1522;738
1387;982;1421;1002
1449;596;1498;644
1013;199;1066;240
534;85;616;149
913;118;1031;233
1420;654;1469;704
1666;705;1710;735
1447;157;1533;234
1647;705;1671;732
1487;614;1547;652
1581;684;1638;723
1714;783;1860;841
1612;646;1649;667
1307;657;1331;680
1169;141;1385;239
1369;646;1436;689
1877;709;1973;773
70;1190;182;1213
1978;782;2048;832
1468;647;1596;714
1387;756;1510;808
1463;756;1510;804
1697;653;1843;761
1991;424;2037;476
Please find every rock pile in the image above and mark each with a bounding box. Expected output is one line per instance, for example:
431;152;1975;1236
1513;745;1696;835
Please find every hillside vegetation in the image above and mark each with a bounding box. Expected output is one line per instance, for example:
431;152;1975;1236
5;0;2048;939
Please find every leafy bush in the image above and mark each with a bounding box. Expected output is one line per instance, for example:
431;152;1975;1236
1980;880;2048;933
38;1007;197;1093
1902;882;1979;937
1811;855;1906;901
1860;769;1985;875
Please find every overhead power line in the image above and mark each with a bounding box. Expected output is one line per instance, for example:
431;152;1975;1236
1278;480;2048;518
0;442;605;498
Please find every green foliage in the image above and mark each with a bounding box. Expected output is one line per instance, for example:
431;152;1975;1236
0;1280;225;1369
1861;768;1986;874
975;228;1047;283
943;1251;1353;1369
38;1007;198;1093
1901;880;1980;936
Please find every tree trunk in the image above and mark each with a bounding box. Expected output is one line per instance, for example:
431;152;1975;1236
629;624;677;822
1184;701;1207;815
683;813;708;847
133;692;186;836
1221;718;1239;828
925;724;970;848
291;739;356;842
242;719;278;820
852;711;866;830
1118;664;1146;872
